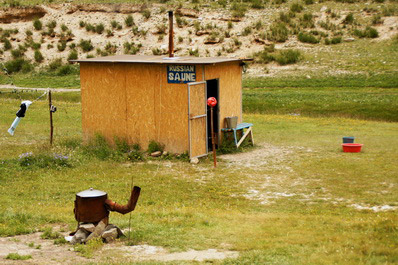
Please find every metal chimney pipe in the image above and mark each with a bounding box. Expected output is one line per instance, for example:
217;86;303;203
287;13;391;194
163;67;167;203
168;11;174;57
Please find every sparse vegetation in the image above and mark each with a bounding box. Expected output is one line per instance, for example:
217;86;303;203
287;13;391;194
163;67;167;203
33;18;42;31
79;39;94;52
34;50;44;63
125;15;134;27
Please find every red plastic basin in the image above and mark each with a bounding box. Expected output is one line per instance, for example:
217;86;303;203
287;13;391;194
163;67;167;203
342;143;363;153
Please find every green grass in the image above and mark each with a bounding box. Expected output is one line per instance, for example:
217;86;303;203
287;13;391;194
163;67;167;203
0;93;397;263
243;87;398;122
0;71;80;88
243;74;398;89
5;253;32;260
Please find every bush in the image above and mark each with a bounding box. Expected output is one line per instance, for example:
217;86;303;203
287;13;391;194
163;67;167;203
33;19;42;31
251;0;264;9
48;58;63;71
57;41;66;52
331;36;342;44
67;49;78;61
147;140;164;153
61;24;68;32
353;27;379;38
290;3;303;13
47;20;57;29
5;253;31;260
31;42;41;50
3;39;12;50
267;22;289;42
56;65;77;76
85;23;95;32
11;48;24;59
298;32;319;44
95;23;104;34
304;0;314;4
34;50;44;63
125;15;134;27
4;58;32;73
79;39;94;52
142;9;151;20
231;2;246;18
343;13;354;24
275;49;301;65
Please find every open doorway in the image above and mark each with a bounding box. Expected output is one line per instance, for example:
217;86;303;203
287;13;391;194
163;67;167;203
206;79;219;150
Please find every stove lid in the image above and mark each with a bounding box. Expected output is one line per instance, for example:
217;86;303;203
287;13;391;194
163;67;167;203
76;188;107;198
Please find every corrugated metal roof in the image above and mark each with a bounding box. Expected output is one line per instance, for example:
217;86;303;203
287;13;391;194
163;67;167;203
71;55;251;64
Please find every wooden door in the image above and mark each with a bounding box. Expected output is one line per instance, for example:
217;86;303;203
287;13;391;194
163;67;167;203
188;81;207;159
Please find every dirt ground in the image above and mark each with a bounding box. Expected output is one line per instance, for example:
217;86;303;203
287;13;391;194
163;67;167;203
0;229;238;264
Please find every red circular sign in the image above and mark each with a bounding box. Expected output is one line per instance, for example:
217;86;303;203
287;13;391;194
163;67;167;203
207;97;217;107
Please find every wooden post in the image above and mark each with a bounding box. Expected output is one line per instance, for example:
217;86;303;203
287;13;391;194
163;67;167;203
210;107;216;168
49;90;53;146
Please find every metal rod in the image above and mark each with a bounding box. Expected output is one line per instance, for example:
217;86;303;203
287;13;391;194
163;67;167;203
168;11;174;58
210;107;216;167
49;90;53;146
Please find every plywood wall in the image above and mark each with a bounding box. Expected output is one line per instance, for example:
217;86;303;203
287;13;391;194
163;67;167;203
204;62;242;136
80;63;128;143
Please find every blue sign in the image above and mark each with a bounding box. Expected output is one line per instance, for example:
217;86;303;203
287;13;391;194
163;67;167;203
167;65;196;84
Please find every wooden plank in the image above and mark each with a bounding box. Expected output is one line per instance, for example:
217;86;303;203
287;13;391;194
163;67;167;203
236;127;252;148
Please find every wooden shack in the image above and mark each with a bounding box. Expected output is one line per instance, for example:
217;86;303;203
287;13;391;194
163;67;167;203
74;55;248;158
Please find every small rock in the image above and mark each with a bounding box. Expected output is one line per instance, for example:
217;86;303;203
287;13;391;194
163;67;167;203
320;6;328;12
79;223;95;233
102;228;118;243
162;151;169;156
70;228;89;244
190;157;199;164
306;75;311;79
151;151;162;157
344;37;355;42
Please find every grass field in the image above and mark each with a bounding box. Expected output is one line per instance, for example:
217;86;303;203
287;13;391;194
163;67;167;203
0;89;397;264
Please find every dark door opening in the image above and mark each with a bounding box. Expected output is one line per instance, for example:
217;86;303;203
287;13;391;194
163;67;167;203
206;79;219;150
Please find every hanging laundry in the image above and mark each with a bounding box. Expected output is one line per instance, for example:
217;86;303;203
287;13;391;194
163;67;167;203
8;100;33;136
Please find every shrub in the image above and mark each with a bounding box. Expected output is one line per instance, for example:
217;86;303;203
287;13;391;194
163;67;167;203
95;23;104;34
290;3;303;13
33;19;42;30
279;12;291;23
304;0;314;4
251;0;264;9
275;49;301;65
123;41;141;54
189;48;199;57
231;2;246;18
125;15;134;27
152;48;162;55
267;22;289;42
46;20;57;29
11;48;24;59
142;9;151;20
68;49;78;61
147;140;164;153
343;13;354;24
57;41;66;52
31;42;41;50
85;23;95;32
48;58;62;71
365;27;379;38
242;26;252;36
3;39;12;50
298;32;319;43
79;39;94;52
372;14;383;25
4;59;32;73
25;29;33;36
79;20;85;28
331;36;342;44
254;46;276;64
61;24;68;32
57;65;77;76
34;50;44;63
